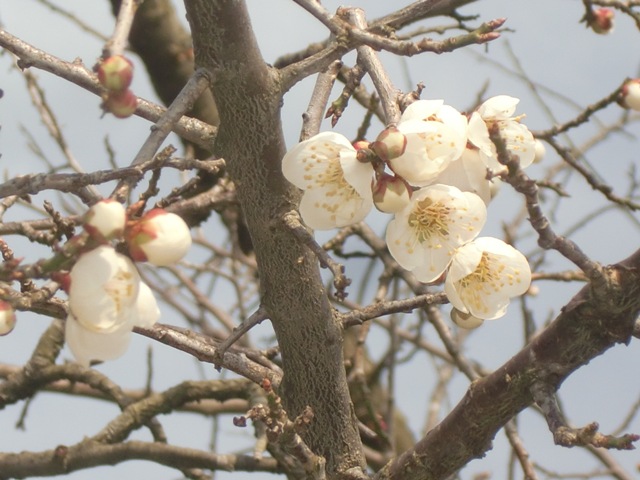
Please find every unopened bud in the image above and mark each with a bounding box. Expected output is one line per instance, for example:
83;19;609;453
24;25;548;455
0;301;16;336
450;308;484;330
372;174;411;214
619;79;640;111
370;127;407;162
533;140;546;164
589;8;614;34
84;199;126;240
97;55;134;92
126;209;192;266
103;89;138;118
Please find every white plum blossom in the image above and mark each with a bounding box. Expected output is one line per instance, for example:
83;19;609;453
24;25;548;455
445;237;531;320
389;100;468;187
431;148;493;205
467;95;536;172
282;131;374;229
84;199;126;240
65;245;160;365
0;301;16;336
386;184;487;283
126;209;192;266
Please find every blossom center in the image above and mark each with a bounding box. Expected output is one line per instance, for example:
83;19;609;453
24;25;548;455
102;267;136;318
408;197;452;242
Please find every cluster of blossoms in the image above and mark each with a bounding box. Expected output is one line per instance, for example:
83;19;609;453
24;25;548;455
96;55;137;118
283;96;535;328
65;200;191;365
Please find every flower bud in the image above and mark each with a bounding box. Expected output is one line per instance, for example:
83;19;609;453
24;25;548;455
619;79;640;111
370;127;407;162
103;89;138;118
372;174;411;214
84;199;126;240
97;55;134;92
588;8;614;34
0;301;16;336
126;209;192;266
450;308;484;330
533;139;546;164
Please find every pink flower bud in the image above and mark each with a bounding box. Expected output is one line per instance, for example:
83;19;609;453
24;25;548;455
97;55;134;92
126;209;192;266
372;173;411;214
103;89;138;118
370;127;407;162
589;8;614;34
84;199;126;240
619;79;640;111
0;301;16;336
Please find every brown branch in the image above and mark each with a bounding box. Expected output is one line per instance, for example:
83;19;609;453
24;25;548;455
283;210;352;300
0;440;280;478
0;28;216;149
532;382;639;450
134;323;282;388
340;292;448;328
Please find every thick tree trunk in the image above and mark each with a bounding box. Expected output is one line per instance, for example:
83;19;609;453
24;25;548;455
183;1;366;477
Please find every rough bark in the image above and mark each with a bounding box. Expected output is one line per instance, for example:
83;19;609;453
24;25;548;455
183;1;366;477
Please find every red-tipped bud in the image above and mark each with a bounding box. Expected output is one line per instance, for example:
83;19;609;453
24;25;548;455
97;55;134;92
372;173;411;214
126;209;192;266
103;89;138;118
0;301;16;336
619;79;640;111
589;8;614;34
370;127;407;162
84;199;126;240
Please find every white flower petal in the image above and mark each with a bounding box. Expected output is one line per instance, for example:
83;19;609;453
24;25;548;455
477;95;519;119
300;186;372;229
400;99;445;122
283;132;373;230
65;314;132;366
134;282;161;328
386;185;487;283
432;149;492;204
69;246;140;333
132;211;192;267
445;237;531;320
392;120;465;186
340;149;374;199
282;131;355;189
84;200;126;239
